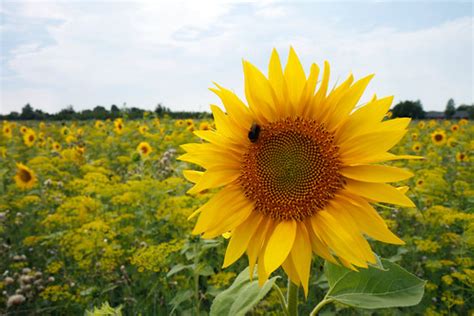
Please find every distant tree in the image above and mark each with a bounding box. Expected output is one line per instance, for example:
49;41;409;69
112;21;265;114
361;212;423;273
56;105;76;120
445;98;456;118
20;104;35;120
456;104;474;119
391;100;425;119
110;104;120;118
154;103;171;117
92;106;109;120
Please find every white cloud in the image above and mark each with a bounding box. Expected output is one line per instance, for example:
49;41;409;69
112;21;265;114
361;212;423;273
1;1;472;114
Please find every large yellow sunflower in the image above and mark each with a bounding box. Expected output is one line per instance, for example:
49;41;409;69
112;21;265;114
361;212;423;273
180;48;418;295
23;129;37;147
14;163;37;189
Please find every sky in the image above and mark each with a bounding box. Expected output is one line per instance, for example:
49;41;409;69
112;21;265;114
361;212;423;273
0;0;473;114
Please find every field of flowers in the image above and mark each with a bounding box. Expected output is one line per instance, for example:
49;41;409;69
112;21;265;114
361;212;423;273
0;117;472;315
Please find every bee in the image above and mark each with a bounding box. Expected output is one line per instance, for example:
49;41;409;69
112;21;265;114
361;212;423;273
248;123;261;143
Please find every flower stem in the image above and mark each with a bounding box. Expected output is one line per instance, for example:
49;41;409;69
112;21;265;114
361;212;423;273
272;284;289;316
287;279;299;316
309;297;333;316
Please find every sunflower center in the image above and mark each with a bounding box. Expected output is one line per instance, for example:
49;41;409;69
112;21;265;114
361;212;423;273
19;169;32;182
240;117;344;221
434;134;443;142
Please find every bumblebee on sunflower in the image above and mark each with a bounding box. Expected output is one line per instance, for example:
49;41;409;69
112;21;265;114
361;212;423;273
181;48;419;294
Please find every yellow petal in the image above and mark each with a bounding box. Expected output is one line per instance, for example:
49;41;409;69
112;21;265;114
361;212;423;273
210;83;253;130
344;179;416;207
282;255;301;286
182;170;203;184
263;220;297;275
326;74;374;131
318;74;354;123
243;61;278;123
193;130;244;153
202;202;254;239
300;63;320;116
339;129;408;164
311;211;368;267
192;185;246;234
336;96;393;143
355;152;424;164
210;105;246;142
187;167;240;194
268;48;289;118
290;222;312;297
247;218;272;280
284;47;306;115
338;195;404;244
340;165;414;183
305;220;338;264
308;61;330;119
326;202;376;264
223;212;263;268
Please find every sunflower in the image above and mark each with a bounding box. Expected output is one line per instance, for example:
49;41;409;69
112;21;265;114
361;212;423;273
450;124;459;132
200;122;211;131
447;137;457;148
138;125;149;135
95;120;105;129
20;126;28;134
14;163;37;189
459;118;468;126
456;152;469;162
429;120;437;128
52;142;62;151
412;143;421;152
180;48;418;294
23;129;36;147
137;142;152;157
417;121;425;129
114;119;124;134
3;124;12;138
175;120;185;127
411;132;418;140
39;122;46;129
61;126;70;137
431;130;446;146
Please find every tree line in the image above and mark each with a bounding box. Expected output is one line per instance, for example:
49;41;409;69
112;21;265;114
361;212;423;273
390;99;473;119
0;99;472;121
0;104;211;121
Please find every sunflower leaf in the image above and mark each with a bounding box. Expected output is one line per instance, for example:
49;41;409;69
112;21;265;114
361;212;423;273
210;266;278;316
324;258;425;309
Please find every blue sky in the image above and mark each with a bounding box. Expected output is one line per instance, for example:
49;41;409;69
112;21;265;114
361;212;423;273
0;1;472;114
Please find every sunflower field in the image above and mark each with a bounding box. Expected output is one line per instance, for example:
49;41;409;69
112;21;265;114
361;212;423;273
0;116;472;315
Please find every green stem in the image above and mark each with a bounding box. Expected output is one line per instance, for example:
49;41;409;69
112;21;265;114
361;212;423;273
287;279;299;316
193;243;200;315
309;297;334;316
272;284;289;316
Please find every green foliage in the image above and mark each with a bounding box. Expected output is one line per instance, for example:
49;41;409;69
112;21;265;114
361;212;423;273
445;98;456;118
324;259;426;309
391;100;425;119
210;267;278;316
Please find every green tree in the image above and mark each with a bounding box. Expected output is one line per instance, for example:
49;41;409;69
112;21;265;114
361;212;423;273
391;100;425;119
445;98;456;118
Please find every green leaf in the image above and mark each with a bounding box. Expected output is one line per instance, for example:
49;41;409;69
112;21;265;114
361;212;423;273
324;259;425;309
169;289;193;314
210;267;278;316
166;264;193;277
